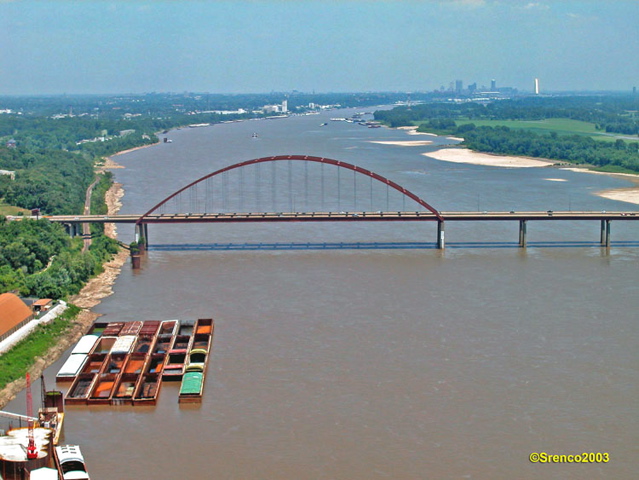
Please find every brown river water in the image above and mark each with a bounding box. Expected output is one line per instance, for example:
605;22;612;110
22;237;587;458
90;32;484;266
6;110;639;479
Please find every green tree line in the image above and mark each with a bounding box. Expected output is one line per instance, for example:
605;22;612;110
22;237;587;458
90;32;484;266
461;126;639;172
374;95;639;135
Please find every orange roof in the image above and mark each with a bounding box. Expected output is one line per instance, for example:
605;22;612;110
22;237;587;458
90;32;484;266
0;293;33;338
33;299;53;306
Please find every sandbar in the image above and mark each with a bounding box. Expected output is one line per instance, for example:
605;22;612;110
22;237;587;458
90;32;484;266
561;167;639;205
597;188;639;205
397;126;438;137
424;148;555;168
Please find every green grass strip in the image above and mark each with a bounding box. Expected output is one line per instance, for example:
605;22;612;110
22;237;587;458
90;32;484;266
0;304;81;389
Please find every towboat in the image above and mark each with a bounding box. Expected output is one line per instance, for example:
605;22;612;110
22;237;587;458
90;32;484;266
55;445;90;480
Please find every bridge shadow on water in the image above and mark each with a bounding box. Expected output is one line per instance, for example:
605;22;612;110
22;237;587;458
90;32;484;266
148;240;639;252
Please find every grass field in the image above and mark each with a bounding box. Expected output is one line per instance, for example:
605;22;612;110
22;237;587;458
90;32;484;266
0;201;30;216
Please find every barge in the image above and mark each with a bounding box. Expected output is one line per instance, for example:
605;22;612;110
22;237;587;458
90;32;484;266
179;318;214;404
58;319;209;406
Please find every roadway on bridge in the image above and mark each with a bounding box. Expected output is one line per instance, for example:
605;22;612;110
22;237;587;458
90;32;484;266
22;210;639;224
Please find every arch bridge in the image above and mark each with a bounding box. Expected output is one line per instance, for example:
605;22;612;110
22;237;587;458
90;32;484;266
133;154;447;246
26;155;639;251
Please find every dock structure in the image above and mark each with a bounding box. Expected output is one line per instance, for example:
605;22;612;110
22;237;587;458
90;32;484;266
59;318;213;406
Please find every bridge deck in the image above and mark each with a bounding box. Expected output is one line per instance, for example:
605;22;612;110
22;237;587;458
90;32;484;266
17;211;639;223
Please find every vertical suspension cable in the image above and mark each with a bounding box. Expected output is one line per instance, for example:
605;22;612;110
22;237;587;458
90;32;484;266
370;176;373;211
321;162;325;211
271;161;276;211
304;161;308;212
223;172;228;211
192;183;198;212
337;166;341;211
288;160;293;212
255;163;260;212
353;170;357;211
386;183;390;211
239;167;244;212
205;177;211;213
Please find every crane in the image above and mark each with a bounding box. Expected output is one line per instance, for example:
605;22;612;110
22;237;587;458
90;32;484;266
25;373;38;460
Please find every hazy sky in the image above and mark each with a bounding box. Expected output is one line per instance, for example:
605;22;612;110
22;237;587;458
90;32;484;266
1;0;637;95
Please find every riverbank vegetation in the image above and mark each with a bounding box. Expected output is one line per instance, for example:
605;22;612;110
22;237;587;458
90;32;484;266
374;94;639;173
0;304;80;390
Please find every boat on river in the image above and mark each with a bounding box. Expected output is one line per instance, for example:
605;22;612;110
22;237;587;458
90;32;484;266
55;445;90;480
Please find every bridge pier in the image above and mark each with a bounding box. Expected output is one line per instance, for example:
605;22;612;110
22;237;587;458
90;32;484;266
65;223;80;238
437;220;445;249
601;220;611;247
518;220;527;248
134;223;149;251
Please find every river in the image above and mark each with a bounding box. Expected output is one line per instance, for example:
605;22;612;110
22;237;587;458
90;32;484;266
7;109;639;479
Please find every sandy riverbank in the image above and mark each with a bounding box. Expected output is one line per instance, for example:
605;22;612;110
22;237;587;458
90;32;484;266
0;160;128;409
397;125;463;141
108;142;156;158
561;167;639;205
425;147;555;168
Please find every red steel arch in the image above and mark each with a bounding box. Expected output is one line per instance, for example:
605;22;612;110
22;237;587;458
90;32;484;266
136;155;443;224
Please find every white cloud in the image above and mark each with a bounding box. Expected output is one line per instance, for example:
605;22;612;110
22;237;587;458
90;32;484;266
524;2;550;10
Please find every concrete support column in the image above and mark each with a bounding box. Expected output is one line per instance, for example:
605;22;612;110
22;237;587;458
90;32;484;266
604;220;611;248
518;219;527;248
600;220;606;244
134;223;148;252
67;223;80;237
437;220;445;249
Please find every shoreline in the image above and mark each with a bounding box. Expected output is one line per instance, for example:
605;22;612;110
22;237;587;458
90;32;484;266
424;147;555;168
108;141;157;158
0;159;128;409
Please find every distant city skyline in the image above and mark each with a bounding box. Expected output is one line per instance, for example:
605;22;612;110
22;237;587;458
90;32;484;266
1;1;638;95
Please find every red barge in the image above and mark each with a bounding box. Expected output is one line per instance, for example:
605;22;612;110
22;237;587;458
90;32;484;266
58;319;212;406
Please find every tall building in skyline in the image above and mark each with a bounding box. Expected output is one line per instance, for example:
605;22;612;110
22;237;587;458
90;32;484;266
491;79;496;91
534;78;540;95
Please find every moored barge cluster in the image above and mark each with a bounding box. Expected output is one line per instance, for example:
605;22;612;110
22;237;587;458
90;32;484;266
57;318;214;406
